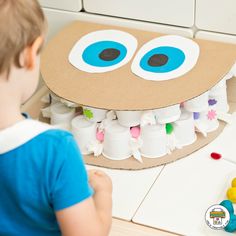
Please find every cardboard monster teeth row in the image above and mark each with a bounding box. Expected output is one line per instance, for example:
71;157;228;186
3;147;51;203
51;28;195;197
40;21;236;169
41;75;230;167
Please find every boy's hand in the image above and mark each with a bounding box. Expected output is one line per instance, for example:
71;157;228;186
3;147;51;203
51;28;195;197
88;170;112;194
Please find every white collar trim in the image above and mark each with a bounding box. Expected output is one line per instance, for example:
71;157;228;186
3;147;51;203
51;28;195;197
0;119;52;154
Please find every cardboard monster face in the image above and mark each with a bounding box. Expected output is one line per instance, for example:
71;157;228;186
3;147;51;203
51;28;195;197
41;21;236;170
41;21;236;111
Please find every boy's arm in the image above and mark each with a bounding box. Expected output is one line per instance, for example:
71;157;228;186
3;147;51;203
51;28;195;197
56;170;112;236
56;197;111;236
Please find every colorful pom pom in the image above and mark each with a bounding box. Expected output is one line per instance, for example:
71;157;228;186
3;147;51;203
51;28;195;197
83;108;94;119
193;112;200;120
96;130;104;142
220;200;236;232
166;123;174;134
224;214;236;232
220;200;234;214
130;126;141;138
207;110;217;120
210;152;222;160
208;99;217;106
231;178;236;188
227;187;236;203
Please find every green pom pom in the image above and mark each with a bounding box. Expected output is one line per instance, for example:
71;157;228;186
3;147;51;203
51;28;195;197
220;200;234;214
83;108;93;119
166;123;174;134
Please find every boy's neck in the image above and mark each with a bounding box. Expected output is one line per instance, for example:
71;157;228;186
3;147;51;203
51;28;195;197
0;81;24;130
0;103;24;130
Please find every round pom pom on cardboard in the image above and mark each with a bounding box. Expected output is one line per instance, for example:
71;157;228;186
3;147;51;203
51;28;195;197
208;99;217;106
166;123;174;134
193;112;200;120
130;126;141;138
96;130;104;142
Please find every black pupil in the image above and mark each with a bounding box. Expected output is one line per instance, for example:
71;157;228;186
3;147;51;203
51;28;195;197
99;48;120;61
148;54;168;67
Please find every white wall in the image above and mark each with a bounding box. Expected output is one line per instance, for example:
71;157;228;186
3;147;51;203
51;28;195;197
40;0;236;43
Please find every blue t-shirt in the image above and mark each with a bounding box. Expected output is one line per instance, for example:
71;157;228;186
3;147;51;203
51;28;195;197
0;119;93;235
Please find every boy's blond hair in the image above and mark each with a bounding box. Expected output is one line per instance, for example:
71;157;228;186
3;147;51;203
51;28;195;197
0;0;46;77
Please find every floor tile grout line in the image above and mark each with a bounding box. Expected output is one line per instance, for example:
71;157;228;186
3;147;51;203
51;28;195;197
222;157;236;166
130;164;167;221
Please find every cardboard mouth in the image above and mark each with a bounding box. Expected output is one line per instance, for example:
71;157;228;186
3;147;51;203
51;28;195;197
41;21;236;111
23;85;236;170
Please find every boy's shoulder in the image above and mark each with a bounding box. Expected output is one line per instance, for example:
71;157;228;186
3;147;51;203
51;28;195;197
31;128;76;159
0;119;74;155
27;120;74;148
34;128;75;151
37;128;73;141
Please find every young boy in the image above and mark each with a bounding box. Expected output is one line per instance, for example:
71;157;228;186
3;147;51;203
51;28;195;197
0;1;112;235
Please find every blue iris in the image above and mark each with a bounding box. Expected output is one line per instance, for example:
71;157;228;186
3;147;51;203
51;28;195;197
140;46;185;73
82;41;127;67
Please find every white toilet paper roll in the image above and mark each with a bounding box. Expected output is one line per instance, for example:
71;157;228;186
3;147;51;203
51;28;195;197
140;124;167;158
71;116;97;155
102;121;132;160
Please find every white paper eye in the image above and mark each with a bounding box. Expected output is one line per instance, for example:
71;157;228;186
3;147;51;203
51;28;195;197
131;35;200;81
69;30;138;73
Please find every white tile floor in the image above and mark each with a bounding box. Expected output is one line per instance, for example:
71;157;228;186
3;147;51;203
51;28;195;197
132;147;236;235
207;113;236;165
199;171;236;236
86;114;236;235
86;164;164;221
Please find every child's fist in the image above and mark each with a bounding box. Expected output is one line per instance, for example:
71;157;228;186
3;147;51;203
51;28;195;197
88;170;112;194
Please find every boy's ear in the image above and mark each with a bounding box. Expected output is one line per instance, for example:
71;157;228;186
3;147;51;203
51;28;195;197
24;36;43;70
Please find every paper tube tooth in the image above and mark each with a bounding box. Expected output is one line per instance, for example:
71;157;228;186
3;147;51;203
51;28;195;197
140;124;167;158
173;111;196;147
71;116;97;155
83;106;108;123
184;91;209;112
153;104;181;124
102;121;132;160
50;102;75;128
116;110;143;127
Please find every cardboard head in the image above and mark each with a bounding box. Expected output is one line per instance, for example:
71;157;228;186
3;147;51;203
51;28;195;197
41;21;236;111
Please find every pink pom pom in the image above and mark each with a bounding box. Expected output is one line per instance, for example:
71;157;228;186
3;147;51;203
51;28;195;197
96;130;104;142
130;126;141;138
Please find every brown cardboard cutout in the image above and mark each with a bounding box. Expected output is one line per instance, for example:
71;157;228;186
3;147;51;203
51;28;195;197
41;21;236;111
39;21;236;170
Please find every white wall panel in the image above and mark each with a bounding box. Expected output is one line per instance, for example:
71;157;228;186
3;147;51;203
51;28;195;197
39;0;82;12
43;9;193;41
83;0;195;27
196;31;236;44
196;0;236;35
